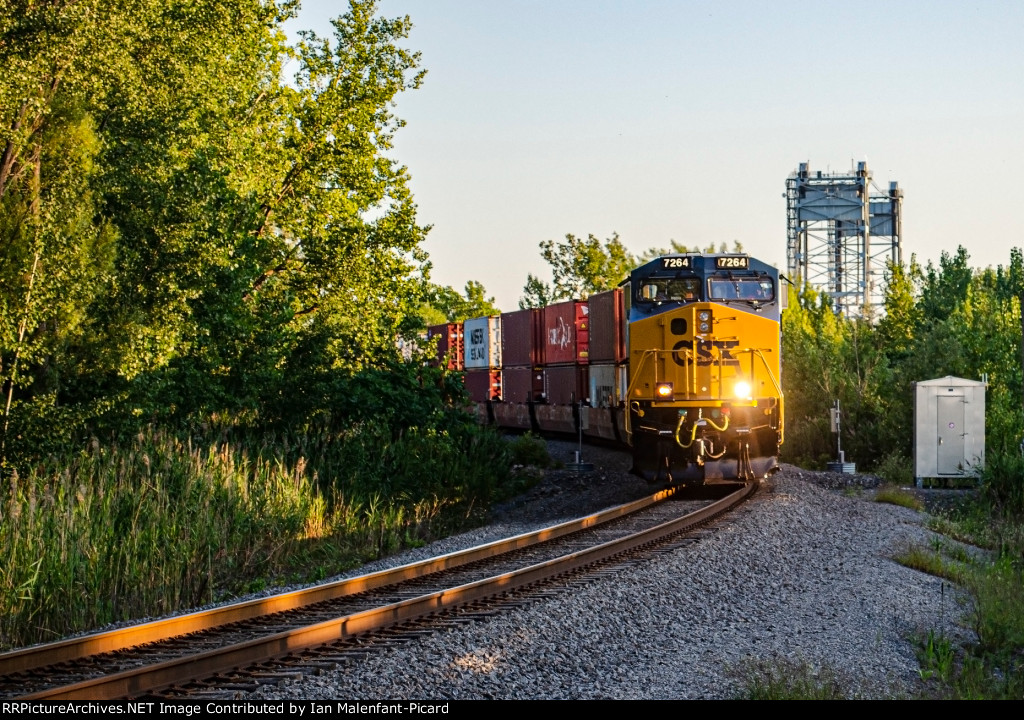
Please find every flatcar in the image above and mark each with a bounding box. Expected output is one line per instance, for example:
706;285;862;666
428;252;784;486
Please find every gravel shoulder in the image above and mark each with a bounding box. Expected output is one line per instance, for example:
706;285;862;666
245;439;979;700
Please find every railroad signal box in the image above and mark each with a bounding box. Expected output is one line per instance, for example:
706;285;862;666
913;376;986;484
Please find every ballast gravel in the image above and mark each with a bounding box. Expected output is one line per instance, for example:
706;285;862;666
243;442;977;700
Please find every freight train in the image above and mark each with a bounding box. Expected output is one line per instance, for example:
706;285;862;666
428;252;784;485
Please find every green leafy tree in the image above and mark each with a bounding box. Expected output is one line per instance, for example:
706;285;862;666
638;239;744;262
0;0;435;463
519;232;636;306
422;281;501;324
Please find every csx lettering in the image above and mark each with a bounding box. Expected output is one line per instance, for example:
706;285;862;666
671;339;740;367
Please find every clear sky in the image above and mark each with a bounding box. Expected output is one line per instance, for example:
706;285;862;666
287;0;1024;312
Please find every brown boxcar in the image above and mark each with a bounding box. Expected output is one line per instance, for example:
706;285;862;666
544;365;588;405
502;366;542;404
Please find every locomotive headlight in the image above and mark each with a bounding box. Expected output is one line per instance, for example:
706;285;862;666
734;381;752;399
655;382;673;399
697;309;712;333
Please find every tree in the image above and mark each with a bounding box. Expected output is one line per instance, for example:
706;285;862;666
0;0;433;463
638;239;744;262
422;281;501;323
519;232;636;306
876;257;922;359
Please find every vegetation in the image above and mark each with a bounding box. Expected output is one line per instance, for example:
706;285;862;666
892;455;1024;699
736;658;852;700
874;485;925;512
519;236;743;308
0;363;531;650
0;0;532;648
782;247;1024;471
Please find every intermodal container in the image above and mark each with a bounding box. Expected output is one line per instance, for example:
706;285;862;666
502;366;543;403
500;308;540;368
464;369;501;403
588;363;628;408
587;288;626;364
541;300;589;366
463;315;501;369
544;365;589;405
427;323;464;370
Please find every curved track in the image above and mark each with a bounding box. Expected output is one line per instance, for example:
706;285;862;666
0;482;755;700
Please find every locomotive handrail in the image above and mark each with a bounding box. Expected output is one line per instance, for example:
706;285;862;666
734;347;785;444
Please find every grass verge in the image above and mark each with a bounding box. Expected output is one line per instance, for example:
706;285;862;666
874;484;924;511
0;420;528;651
896;489;1024;699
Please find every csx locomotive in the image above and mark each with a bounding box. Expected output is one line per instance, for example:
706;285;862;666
429;252;784;486
624;253;783;484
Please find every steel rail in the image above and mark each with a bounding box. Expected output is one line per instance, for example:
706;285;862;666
12;482;752;700
1;486;677;678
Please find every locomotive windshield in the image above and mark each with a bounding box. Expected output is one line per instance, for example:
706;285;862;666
638;277;701;303
709;278;774;302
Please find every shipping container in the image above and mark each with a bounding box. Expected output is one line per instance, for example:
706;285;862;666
464;368;501;403
588;364;628;408
588;288;626;364
463;315;502;369
544;365;589;405
502;366;543;404
427;323;464;370
500;308;540;367
541;300;589;365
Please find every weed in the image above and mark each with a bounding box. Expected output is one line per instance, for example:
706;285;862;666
875;451;914;487
894;543;967;584
908;506;1024;699
0;420;518;650
874;485;924;511
917;629;955;684
736;658;851;699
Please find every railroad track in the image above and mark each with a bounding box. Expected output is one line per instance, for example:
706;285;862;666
0;482;755;700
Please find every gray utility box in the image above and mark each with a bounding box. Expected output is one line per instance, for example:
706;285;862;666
913;376;986;480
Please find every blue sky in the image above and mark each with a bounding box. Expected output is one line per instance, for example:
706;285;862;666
288;1;1024;311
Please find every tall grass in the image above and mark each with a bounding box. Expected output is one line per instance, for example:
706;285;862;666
0;421;517;650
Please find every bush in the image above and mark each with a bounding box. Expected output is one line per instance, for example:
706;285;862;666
506;432;551;469
978;450;1024;517
875;450;914;486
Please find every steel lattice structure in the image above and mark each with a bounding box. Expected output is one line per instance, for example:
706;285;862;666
786;161;902;317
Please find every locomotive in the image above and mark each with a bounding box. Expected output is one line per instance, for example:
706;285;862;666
428;252;784;485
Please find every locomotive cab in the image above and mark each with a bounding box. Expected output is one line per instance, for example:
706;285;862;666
625;254;783;485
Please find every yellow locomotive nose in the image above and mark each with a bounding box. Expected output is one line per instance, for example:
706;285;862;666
655;382;673;398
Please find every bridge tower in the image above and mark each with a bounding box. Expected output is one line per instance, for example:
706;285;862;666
786;161;903;317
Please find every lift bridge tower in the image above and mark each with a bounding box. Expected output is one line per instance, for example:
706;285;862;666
786;161;903;317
